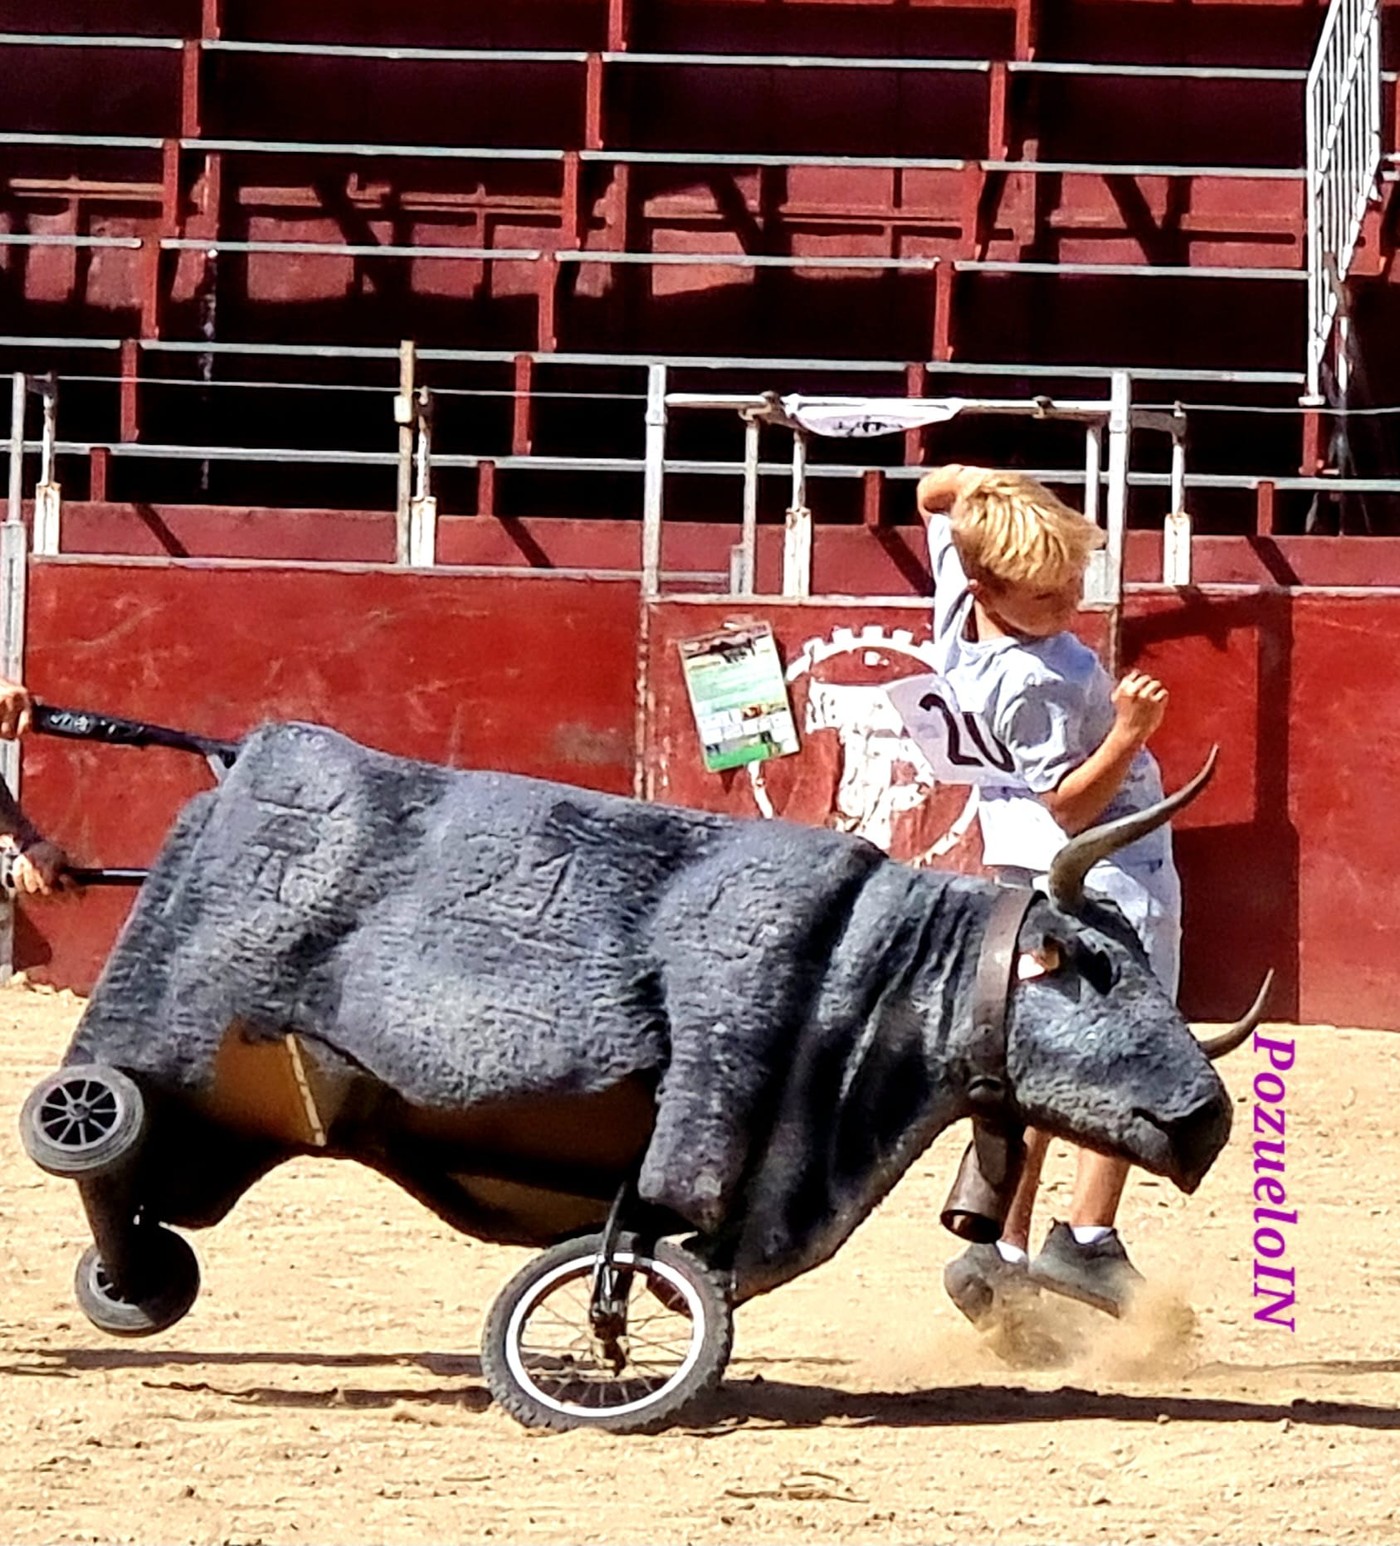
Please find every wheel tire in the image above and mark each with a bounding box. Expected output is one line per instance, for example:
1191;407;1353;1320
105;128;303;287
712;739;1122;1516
20;1064;146;1180
74;1227;200;1338
481;1234;733;1434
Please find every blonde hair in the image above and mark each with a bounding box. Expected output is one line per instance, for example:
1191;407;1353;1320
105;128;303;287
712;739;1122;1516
949;470;1105;588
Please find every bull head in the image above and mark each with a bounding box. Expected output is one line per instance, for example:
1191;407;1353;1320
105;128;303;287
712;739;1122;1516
958;751;1273;1231
1045;745;1272;1061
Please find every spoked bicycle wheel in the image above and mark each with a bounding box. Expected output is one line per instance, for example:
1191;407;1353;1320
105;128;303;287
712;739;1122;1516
20;1064;146;1179
481;1233;733;1433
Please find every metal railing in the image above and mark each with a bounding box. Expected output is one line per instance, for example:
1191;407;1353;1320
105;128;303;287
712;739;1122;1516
1304;0;1383;404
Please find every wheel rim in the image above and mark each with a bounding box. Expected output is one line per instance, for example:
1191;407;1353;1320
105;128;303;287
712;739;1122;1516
503;1250;707;1420
36;1076;124;1153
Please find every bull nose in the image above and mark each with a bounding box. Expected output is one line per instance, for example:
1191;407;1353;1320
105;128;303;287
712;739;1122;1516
1136;1093;1232;1192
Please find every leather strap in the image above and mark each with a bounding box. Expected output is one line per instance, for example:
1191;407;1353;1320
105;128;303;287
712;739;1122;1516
965;886;1038;1112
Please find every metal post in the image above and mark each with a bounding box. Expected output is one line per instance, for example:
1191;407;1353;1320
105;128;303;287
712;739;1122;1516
782;430;812;599
6;374;22;534
1082;422;1102;527
737;411;760;595
394;340;416;566
407;385;437;567
640;364;667;600
33;376;61;557
1084;371;1130;675
1102;372;1130;607
1163;409;1192;586
1;374;29;978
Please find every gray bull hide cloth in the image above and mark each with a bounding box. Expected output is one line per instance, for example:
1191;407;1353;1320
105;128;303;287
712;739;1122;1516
71;723;993;1298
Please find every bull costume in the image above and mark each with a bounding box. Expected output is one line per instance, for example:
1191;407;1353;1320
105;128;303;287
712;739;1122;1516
27;721;1265;1428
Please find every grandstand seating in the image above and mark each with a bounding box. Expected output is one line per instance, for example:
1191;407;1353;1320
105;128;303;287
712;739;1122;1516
1;3;1397;533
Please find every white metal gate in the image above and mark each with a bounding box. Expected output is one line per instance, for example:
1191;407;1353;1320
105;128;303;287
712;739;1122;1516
1304;0;1384;403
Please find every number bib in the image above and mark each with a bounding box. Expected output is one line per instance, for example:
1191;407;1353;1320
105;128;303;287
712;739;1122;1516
886;673;1019;788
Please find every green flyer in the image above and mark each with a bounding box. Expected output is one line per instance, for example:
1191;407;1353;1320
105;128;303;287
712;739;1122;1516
677;623;800;772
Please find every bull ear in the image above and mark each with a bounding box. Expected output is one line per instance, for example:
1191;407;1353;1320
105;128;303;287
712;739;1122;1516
1016;943;1062;981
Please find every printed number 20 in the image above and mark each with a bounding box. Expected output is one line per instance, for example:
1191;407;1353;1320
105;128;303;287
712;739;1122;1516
918;692;1015;773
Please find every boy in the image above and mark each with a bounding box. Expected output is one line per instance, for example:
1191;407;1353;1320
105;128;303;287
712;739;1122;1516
0;675;68;895
914;465;1176;1320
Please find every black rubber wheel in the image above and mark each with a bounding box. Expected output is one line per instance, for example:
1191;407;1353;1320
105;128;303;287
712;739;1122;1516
481;1234;733;1434
20;1064;146;1180
73;1228;200;1338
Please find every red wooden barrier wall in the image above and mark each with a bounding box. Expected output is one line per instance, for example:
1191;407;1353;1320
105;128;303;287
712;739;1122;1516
10;554;1400;1030
14;558;640;991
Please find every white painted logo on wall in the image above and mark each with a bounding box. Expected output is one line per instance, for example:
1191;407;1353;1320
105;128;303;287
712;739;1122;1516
748;625;980;866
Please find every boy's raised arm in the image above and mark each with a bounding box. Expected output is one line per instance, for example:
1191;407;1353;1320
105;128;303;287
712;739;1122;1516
916;464;986;522
1041;671;1169;834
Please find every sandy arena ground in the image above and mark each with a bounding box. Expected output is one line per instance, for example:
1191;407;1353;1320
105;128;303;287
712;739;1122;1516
2;984;1397;1546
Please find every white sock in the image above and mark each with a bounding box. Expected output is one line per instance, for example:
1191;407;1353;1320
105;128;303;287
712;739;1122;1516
1071;1225;1113;1245
995;1241;1029;1265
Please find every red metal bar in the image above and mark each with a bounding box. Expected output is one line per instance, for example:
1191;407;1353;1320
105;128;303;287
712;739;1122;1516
562;150;583;246
201;0;223;40
161;139;181;233
181;41;203;141
1301;409;1326;474
609;161;632;251
139;240;163;339
1258;478;1278;537
477;458;497;518
904;362;928;465
959;160;984;257
1015;0;1040;60
197;149;222;237
119;341;140;442
862;468;886;528
537;253;559;351
987;61;1008;158
585;54;605;151
88;446;110;502
512;354;535;455
933;264;954;361
607;0;631;51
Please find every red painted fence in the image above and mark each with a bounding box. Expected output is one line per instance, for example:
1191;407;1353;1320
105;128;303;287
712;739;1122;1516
11;548;1400;1030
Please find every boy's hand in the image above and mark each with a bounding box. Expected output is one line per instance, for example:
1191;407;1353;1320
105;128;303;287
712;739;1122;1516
1111;670;1168;744
0;678;33;739
8;840;70;897
916;464;986;520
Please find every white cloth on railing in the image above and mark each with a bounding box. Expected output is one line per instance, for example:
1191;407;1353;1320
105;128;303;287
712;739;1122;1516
778;395;966;439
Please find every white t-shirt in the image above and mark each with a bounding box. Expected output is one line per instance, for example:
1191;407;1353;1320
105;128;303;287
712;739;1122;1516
906;515;1170;874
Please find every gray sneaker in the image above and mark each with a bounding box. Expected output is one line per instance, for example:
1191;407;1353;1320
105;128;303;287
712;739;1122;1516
1028;1221;1144;1318
943;1242;1033;1326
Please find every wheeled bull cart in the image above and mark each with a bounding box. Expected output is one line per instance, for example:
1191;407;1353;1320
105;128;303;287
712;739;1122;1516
16;705;736;1434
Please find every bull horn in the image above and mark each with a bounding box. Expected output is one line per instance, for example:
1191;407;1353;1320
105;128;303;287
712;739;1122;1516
1046;746;1218;913
1197;970;1275;1060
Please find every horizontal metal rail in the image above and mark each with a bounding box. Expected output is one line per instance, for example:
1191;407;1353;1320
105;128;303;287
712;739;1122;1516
159;237;543;260
0;131;166;150
0;234;144;249
0;230;1306;280
10;439;1399;494
558;251;940;269
0;334;1306;384
4;33;1396;84
0;32;184;49
205;40;591;63
188;137;567;160
0;130;1311;180
955;259;1306;280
